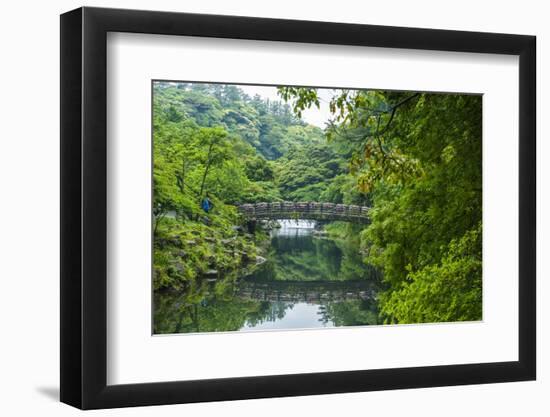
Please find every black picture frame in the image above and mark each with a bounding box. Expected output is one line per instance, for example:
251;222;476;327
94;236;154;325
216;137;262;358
60;6;536;410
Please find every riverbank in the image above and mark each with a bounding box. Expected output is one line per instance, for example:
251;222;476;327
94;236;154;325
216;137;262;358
153;216;267;290
322;221;363;244
154;218;383;334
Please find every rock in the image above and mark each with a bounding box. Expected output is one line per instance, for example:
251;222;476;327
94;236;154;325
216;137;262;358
158;237;182;247
184;240;196;245
255;256;267;265
175;250;187;258
156;238;168;248
174;262;185;273
221;238;236;245
205;269;218;276
204;237;216;243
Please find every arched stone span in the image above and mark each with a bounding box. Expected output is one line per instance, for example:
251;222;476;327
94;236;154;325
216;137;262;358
237;201;370;224
236;279;375;303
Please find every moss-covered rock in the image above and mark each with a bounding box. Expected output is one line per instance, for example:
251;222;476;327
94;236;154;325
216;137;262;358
153;217;261;290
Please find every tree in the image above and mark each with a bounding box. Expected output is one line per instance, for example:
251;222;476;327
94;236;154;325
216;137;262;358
278;87;483;323
196;127;231;197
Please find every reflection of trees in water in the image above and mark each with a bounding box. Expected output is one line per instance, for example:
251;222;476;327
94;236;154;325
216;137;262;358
319;299;381;326
154;233;383;334
155;290;263;334
153;273;296;334
252;234;380;283
269;235;342;281
154;279;381;334
154;285;296;334
236;279;376;303
245;301;293;327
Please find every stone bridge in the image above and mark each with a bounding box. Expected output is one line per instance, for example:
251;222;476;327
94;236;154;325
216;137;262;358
235;279;375;303
237;202;370;224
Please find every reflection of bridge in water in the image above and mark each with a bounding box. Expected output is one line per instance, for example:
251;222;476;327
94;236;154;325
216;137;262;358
236;279;375;303
237;202;370;224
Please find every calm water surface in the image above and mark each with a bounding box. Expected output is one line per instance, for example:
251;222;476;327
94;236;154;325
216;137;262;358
154;220;382;334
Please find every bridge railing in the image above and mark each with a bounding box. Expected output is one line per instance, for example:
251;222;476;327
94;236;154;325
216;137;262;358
237;201;370;222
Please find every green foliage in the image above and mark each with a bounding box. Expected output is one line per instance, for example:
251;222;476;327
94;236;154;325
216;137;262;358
278;86;321;117
280;87;483;324
154;82;320;160
154;80;482;327
153;217;260;290
274;142;360;202
154;277;275;333
321;300;381;326
379;224;482;323
244;154;274;181
152;82;338;291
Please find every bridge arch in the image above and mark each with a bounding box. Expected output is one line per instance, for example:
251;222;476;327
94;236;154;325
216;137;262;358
237;201;370;224
236;279;375;303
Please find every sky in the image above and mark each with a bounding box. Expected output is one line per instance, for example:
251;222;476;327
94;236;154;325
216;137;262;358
238;84;335;129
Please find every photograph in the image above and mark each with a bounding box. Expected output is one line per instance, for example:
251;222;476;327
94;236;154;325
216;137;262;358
152;81;483;335
52;3;538;412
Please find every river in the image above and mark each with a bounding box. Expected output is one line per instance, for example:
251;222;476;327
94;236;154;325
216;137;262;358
154;220;382;334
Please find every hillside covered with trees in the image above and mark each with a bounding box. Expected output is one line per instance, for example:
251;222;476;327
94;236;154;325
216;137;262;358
153;82;364;289
279;87;482;323
153;81;482;328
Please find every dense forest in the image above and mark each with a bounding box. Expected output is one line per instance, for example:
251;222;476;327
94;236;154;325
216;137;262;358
153;82;482;328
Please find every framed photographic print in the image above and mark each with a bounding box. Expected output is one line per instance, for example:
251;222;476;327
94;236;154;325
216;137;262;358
60;6;536;409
